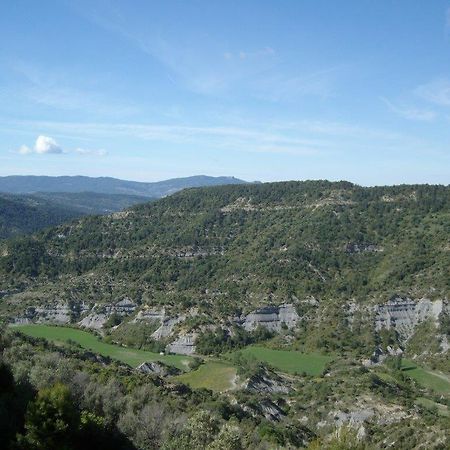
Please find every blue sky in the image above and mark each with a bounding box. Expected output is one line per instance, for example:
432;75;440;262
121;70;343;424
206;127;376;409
1;0;449;185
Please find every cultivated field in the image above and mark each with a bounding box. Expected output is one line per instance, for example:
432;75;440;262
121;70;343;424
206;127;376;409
14;324;191;370
402;359;450;395
176;360;237;392
233;346;333;375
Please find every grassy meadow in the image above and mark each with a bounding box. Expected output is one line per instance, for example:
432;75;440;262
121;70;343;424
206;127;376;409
176;360;237;392
233;346;333;376
402;359;450;395
13;324;191;370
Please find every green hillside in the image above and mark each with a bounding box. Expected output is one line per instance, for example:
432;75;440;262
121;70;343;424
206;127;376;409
1;181;448;299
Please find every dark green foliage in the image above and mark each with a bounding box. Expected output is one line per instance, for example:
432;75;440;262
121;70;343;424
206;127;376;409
2;181;448;300
196;326;273;355
104;322;165;353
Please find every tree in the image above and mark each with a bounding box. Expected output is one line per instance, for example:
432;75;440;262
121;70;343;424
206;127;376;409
18;383;79;450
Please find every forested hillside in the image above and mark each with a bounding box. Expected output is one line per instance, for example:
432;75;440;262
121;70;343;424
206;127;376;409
0;192;151;239
1;181;449;449
1;180;448;301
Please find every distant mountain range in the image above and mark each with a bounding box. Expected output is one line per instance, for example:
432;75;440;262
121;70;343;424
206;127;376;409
0;175;248;198
0;175;248;239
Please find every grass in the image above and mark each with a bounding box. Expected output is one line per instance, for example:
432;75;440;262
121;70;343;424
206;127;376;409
402;359;450;395
415;397;449;417
176;360;237;392
232;346;332;376
13;324;191;370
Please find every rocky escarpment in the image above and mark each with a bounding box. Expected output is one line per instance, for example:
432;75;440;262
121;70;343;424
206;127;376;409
78;298;137;330
133;307;189;340
375;296;447;341
242;398;286;422
166;333;197;355
244;368;291;394
13;302;89;325
237;304;299;332
136;361;181;377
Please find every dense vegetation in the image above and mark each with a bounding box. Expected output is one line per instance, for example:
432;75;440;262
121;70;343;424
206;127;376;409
0;192;151;239
1;180;448;305
0;193;80;239
1;326;449;449
0;180;449;448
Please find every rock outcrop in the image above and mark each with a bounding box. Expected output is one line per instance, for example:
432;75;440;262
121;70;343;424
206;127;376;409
166;334;197;355
244;368;291;394
136;361;180;376
375;297;447;341
78;298;137;330
239;304;299;332
13;302;89;325
133;307;187;340
78;312;107;330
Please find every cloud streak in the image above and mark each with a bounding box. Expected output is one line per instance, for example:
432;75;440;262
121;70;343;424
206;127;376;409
7;117;442;159
414;78;450;106
381;97;437;121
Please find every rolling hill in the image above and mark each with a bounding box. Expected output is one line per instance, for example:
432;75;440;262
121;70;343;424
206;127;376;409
0;175;248;197
0;192;152;239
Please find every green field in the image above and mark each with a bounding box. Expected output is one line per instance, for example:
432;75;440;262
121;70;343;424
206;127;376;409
233;346;332;376
415;397;449;417
176;360;237;392
402;359;450;395
13;325;191;370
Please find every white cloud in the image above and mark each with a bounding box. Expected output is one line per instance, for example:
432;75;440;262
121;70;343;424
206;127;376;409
381;97;437;121
34;135;63;154
414;78;450;106
8;117;438;160
16;135;107;157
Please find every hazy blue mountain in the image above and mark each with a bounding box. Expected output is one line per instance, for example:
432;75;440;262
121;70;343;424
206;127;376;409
31;191;152;215
0;175;248;197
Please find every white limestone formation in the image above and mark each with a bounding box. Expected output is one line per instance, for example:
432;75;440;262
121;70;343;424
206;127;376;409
241;304;299;332
374;297;447;341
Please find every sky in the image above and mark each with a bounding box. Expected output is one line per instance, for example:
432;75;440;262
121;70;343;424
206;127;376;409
0;0;449;185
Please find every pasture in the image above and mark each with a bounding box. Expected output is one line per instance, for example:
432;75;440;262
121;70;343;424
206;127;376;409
13;324;191;370
176;360;237;392
402;359;450;395
233;346;332;376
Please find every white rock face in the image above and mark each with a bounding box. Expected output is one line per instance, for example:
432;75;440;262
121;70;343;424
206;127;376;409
241;304;299;332
133;307;186;340
375;297;446;341
78;313;107;330
14;302;89;325
104;298;137;315
166;333;197;355
133;308;166;323
78;299;137;330
136;361;179;376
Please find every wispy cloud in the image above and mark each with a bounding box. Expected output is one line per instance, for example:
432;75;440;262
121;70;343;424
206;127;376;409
414;78;450;106
6;117;442;159
75;148;108;156
223;47;275;60
11;61;139;116
381;97;437;121
74;6;342;101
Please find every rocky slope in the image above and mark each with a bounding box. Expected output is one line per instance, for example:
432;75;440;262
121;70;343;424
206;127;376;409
1;181;449;361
